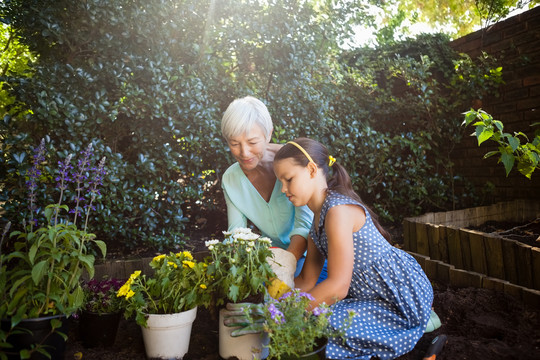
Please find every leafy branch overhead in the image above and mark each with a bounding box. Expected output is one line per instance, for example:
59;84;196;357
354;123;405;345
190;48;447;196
463;109;540;179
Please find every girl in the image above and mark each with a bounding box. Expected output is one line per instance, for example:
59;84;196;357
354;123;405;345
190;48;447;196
273;138;433;360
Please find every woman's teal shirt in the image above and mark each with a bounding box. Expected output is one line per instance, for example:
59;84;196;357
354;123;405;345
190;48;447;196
221;162;313;250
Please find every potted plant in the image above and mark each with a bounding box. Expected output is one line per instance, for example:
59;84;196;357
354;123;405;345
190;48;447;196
228;289;355;360
78;277;125;348
0;140;107;359
116;251;211;359
205;227;275;360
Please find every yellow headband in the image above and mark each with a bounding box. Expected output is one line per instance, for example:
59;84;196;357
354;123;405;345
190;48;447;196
287;141;314;164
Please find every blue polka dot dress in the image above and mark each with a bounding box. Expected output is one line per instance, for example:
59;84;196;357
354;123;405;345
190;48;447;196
310;191;433;360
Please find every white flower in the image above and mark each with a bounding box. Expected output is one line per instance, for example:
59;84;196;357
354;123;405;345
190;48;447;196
246;247;252;253
259;237;272;244
205;239;220;247
235;232;259;241
231;227;253;235
248;241;255;247
222;230;232;236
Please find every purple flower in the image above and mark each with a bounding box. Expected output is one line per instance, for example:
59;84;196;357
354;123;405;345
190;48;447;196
267;303;285;324
72;144;94;223
298;292;315;301
279;291;293;300
312;306;328;316
56;155;73;191
26;139;47;226
88;157;106;201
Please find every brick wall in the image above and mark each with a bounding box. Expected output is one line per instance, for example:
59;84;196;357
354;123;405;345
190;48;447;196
449;6;540;201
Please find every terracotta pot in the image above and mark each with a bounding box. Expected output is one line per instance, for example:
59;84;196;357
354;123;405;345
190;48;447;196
78;310;121;348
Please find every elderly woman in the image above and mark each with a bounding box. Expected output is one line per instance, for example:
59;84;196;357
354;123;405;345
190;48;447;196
221;96;322;278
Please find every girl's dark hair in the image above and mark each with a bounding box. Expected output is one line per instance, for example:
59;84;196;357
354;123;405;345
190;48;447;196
275;137;391;242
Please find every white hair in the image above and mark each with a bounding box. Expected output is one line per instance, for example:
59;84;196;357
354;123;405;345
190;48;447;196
221;96;273;141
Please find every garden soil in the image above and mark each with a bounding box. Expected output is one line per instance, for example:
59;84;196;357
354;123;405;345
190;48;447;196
64;210;540;360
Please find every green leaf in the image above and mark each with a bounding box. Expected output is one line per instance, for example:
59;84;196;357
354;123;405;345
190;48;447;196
31;260;49;285
93;240;107;258
507;136;519;152
44;206;55;222
228;285;239;302
477;127;493;145
19;349;31;359
28;243;38;264
462;110;477;126
493;120;504;131
500;152;515;176
483;151;499;159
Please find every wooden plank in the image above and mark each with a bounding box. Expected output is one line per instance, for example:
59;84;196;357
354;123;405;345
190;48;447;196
435;260;453;284
484;235;505;280
515;242;533;289
433;212;445;225
408;220;417;253
424;259;438;280
403;220;411;251
501;239;519;285
532;247;540;291
449;268;483;289
468;230;488;275
446;227;464;269
427;225;440;260
438;226;449;263
459;229;473;271
503;282;523;301
482;277;508;292
415;222;430;256
522;288;540;309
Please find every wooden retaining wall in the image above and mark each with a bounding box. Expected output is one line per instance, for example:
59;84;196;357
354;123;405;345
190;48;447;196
86;251;211;281
403;200;540;307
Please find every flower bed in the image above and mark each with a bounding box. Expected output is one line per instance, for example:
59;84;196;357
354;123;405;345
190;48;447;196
403;199;540;307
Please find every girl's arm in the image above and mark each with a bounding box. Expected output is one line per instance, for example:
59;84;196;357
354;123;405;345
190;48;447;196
307;204;366;308
294;235;325;291
287;234;307;261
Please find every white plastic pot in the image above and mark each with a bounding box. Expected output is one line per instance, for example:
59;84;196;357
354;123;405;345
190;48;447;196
140;306;197;359
219;307;269;360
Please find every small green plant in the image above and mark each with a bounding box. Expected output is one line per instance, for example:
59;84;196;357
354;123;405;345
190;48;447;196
463;109;540;179
117;251;211;327
0;140;107;359
226;289;355;359
205;228;275;305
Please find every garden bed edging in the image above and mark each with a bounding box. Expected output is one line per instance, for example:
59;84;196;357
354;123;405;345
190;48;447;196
403;199;540;308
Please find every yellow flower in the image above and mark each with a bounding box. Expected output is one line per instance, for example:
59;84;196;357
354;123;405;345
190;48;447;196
117;283;131;297
168;261;178;268
200;284;207;289
130;270;142;280
126;289;135;299
182;251;193;260
182;260;195;269
152;254;166;263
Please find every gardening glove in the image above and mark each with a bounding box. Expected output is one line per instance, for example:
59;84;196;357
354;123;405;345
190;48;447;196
222;302;265;337
267;247;296;290
267;278;291;300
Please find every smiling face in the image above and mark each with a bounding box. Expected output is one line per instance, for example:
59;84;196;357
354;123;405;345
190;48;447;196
273;158;314;207
226;124;269;172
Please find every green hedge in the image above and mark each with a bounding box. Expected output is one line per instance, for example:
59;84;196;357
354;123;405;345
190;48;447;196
0;0;501;249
